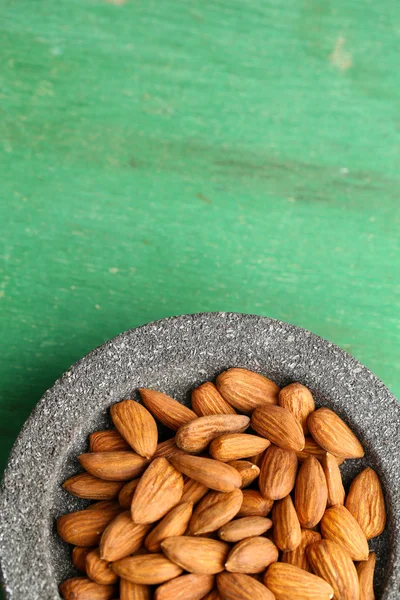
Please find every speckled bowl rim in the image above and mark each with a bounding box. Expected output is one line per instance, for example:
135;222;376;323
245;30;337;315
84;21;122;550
0;312;399;599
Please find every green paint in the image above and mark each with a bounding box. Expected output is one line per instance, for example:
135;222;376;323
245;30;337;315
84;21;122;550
1;0;399;475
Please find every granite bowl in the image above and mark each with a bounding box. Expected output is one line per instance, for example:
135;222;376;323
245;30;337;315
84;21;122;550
0;313;399;599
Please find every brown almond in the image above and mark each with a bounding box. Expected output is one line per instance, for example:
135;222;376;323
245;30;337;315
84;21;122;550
259;445;297;500
237;490;273;517
63;473;124;500
89;429;130;452
345;467;386;539
189;489;243;535
57;501;122;546
154;574;215;600
120;579;151;600
307;539;359;600
264;562;334;600
181;477;209;504
154;438;185;459
72;547;91;573
251;405;305;452
162;536;229;574
131;457;183;524
217;572;275;600
321;505;369;561
86;548;119;585
296;436;344;465
209;433;270;462
228;460;260;488
218;516;272;542
295;456;328;528
202;591;221;600
307;408;364;459
272;494;301;552
145;502;193;552
278;383;315;435
175;415;250;454
170;455;241;493
216;368;279;413
322;453;345;507
100;511;151;561
225;537;278;573
78;452;150;481
111;399;158;459
281;529;321;572
59;577;117;600
139;388;197;431
357;552;376;600
112;554;183;584
192;382;236;416
118;479;140;509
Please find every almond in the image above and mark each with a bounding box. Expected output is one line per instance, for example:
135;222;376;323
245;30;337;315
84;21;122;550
181;477;209;504
112;554;183;584
139;388;197;431
59;577;117;600
295;456;328;528
202;591;221;600
189;489;243;535
170;455;242;492
192;382;236;416
357;552;376;600
120;579;151;600
175;415;250;454
278;383;315;435
161;536;229;574
145;502;193;552
216;368;279;413
118;478;140;508
272;495;301;552
322;453;345;507
281;529;321;572
63;473;124;500
72;547;91;573
259;445;297;500
307;408;364;459
307;539;359;600
209;433;270;462
237;490;273;517
320;505;369;561
78;451;150;481
111;399;158;459
100;511;151;561
217;572;275;600
345;467;386;539
57;501;122;546
89;429;130;452
264;562;334;600
251;405;305;452
228;460;260;488
225;537;278;573
131;457;183;524
154;438;185;459
86;548;119;585
296;437;344;465
154;573;215;600
218;516;272;542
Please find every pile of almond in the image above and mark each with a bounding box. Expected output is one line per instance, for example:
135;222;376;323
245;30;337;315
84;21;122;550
58;368;386;600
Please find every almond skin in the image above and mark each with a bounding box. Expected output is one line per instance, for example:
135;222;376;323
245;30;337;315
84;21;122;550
86;548;119;585
175;415;250;454
259;445;297;500
59;577;117;600
217;572;275;600
100;511;151;561
216;368;279;413
228;460;260;488
57;501;122;546
322;453;345;507
189;489;243;535
218;516;272;542
264;562;334;600
63;473;124;500
357;552;376;600
131;457;183;524
170;455;242;493
118;478;140;508
112;554;183;585
237;490;273;517
296;437;344;465
307;408;364;459
278;383;315;435
225;537;278;573
345;467;386;539
72;547;91;573
202;591;221;600
321;505;369;561
139;388;197;431
281;529;321;572
89;429;131;452
161;536;230;574
272;495;301;552
251;405;305;452
307;539;359;600
154;438;185;459
145;502;193;552
154;573;215;600
120;579;151;600
295;456;328;528
192;382;236;416
78;451;150;481
209;433;270;462
111;399;158;459
181;477;209;504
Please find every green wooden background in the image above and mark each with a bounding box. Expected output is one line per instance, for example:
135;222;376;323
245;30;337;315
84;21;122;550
1;0;399;476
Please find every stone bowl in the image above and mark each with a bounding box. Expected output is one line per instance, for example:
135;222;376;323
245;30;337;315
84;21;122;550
0;313;399;599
